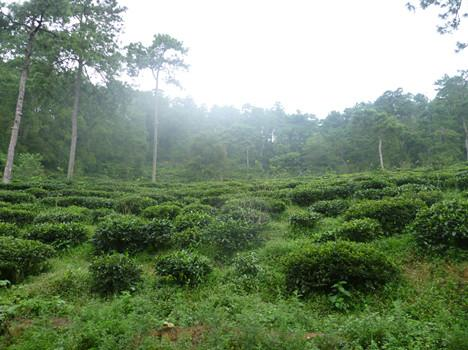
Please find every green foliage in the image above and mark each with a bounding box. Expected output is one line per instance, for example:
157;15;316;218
89;254;142;296
33;206;90;224
291;184;352;206
143;218;174;249
0;190;34;204
0;236;55;283
141;203;181;220
174;211;213;232
309;199;349;217
14;153;45;181
25;223;88;250
284;241;398;295
0;222;20;237
408;199;468;251
0;207;35;225
154;250;212;286
289;210;322;230
220;207;270;225
171;227;204;248
335;218;384;242
344;197;425;234
41;196;115;209
114;195;155;215
180;202;214;215
223;197;286;214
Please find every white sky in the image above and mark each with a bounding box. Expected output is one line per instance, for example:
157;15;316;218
119;0;468;117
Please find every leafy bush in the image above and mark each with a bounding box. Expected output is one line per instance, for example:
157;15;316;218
353;187;399;200
284;241;398;295
0;207;35;225
143;219;174;249
33;206;90;224
154;250;212;286
180;202;214;215
141;204;181;220
25;187;48;198
289;211;322;230
222;197;286;214
231;252;263;277
92;215;147;253
220;207;269;226
0;222;20;237
25;223;89;249
0;190;35;204
204;218;263;257
172;228;204;248
353;178;392;190
309;199;349;217
291;184;352;206
174;212;213;232
344;197;425;234
114;195;156;214
335;218;383;242
0;236;55;283
408;200;468;251
14;153;45;180
41;196;114;209
89;254;142;295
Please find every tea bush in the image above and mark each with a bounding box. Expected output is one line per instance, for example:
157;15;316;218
141;203;181;220
180;202;214;215
114;195;156;215
89;254;142;296
289;211;322;230
408;199;468;252
92;215;147;253
291;184;352;206
220;207;270;225
174;211;213;232
284;241;398;295
309;199;349;217
172;227;204;248
344;197;425;234
0;236;55;283
0;222;20;237
143;219;174;249
222;197;286;214
25;223;89;249
33;206;90;224
41;196;114;209
0;190;35;204
0;207;35;225
154;250;212;286
335;218;383;242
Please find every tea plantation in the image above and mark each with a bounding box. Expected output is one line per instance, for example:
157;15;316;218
0;165;467;349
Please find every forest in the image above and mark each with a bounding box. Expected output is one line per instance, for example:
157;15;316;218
0;1;467;350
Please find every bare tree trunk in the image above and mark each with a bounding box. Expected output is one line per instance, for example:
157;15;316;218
246;148;250;168
463;117;468;162
67;60;83;180
3;39;33;184
152;70;160;183
378;137;385;170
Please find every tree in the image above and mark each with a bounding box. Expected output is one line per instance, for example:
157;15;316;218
126;34;188;182
59;0;125;180
0;0;68;184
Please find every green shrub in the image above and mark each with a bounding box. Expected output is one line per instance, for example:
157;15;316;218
335;218;383;242
289;211;322;230
143;219;174;249
90;208;116;223
172;228;204;248
141;204;181;220
0;236;55;283
353;178;392;190
0;222;20;237
284;241;398;295
353;187;399;200
344;197;425;234
25;223;88;249
204;218;263;256
455;170;468;190
222;197;286;214
174;212;213;232
291;184;352;206
41;196;114;209
33;206;90;224
220;207;270;226
0;207;35;225
231;252;263;277
408;199;468;252
114;195;156;215
25;187;48;198
309;199;349;217
89;254;142;295
180;203;214;215
92;215;147;253
154;250;212;286
0;190;34;204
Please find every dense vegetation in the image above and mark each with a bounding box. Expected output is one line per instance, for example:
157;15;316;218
0;165;466;349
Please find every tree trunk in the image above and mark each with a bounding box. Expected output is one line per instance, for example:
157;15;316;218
246;148;250;168
2;39;33;184
152;70;160;183
378;137;385;170
67;60;83;180
463;117;468;162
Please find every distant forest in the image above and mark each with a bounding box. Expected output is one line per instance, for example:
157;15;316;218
1;0;468;181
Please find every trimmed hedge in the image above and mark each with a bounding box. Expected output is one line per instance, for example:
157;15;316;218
284;241;398;295
309;199;349;217
33;206;90;224
41;196;114;209
408;199;468;252
291;184;353;206
26;223;88;249
0;208;35;225
344;197;425;235
289;211;322;230
0;190;35;204
142;204;181;220
174;212;213;232
89;254;142;295
114;195;156;215
154;250;212;286
335;218;383;242
0;236;55;283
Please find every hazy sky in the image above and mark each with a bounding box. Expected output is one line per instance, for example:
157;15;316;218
123;1;467;117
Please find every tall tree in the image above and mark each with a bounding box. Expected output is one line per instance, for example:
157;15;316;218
60;0;125;180
126;34;188;182
0;0;68;184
